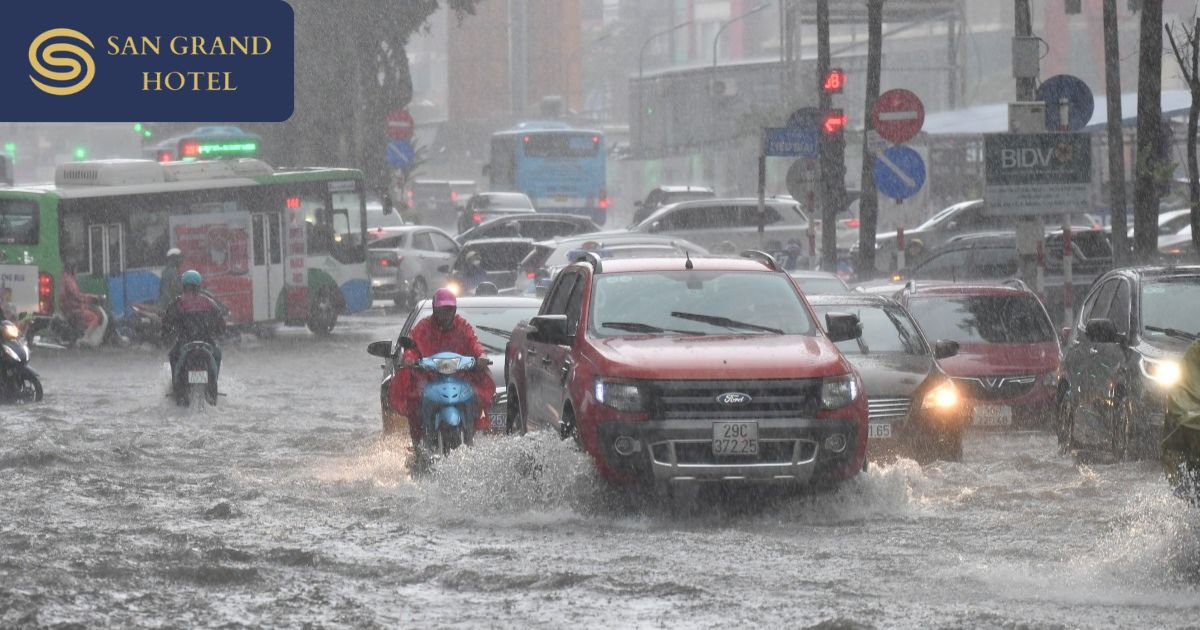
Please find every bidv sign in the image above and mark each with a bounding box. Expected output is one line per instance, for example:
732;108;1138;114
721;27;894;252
2;0;293;121
983;133;1092;216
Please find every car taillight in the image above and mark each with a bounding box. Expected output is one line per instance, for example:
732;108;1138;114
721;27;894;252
526;271;536;279
378;258;390;267
473;213;483;224
451;191;459;202
598;191;609;210
845;218;860;228
38;272;52;315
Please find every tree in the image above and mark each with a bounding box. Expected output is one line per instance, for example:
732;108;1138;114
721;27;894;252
1166;16;1200;259
856;0;884;277
1133;0;1164;262
246;1;482;198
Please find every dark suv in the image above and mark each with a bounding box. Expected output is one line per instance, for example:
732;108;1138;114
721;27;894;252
894;283;1061;430
1059;265;1200;460
505;254;868;493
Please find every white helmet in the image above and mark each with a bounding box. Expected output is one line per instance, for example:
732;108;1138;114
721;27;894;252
167;248;182;258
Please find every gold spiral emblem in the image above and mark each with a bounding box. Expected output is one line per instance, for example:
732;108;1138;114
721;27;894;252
28;28;95;96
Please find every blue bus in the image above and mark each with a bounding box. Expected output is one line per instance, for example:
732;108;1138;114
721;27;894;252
488;122;607;225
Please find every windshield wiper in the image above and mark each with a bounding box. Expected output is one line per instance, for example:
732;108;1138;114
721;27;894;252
600;321;706;335
670;311;784;335
476;325;513;340
1145;325;1200;341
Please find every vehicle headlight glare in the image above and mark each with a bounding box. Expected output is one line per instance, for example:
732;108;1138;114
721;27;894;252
0;322;18;341
594;379;643;412
446;282;462;297
922;380;959;410
821;374;859;410
1140;356;1182;387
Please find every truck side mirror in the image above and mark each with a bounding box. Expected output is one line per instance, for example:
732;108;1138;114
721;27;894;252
824;312;862;343
529;314;570;345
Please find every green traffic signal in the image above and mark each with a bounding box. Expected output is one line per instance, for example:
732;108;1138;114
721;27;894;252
73;146;87;160
144;130;153;138
2;142;13;154
133;123;143;133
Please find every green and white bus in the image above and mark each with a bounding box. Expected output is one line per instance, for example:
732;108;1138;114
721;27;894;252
0;158;369;335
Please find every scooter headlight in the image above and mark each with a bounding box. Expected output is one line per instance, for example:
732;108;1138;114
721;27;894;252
1;321;19;341
434;357;460;375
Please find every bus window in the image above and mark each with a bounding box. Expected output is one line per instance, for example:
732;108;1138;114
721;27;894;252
127;209;170;269
0;200;38;245
523;134;600;158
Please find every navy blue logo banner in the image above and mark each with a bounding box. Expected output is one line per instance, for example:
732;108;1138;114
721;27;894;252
1;1;294;121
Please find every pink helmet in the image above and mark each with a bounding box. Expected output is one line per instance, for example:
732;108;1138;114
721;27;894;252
433;288;457;309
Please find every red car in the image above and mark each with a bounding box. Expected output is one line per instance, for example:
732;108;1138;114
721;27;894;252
895;283;1061;429
505;253;868;493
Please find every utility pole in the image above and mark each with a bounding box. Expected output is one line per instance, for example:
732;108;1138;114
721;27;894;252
1103;0;1130;264
1133;0;1163;262
858;0;884;277
817;0;844;270
1014;0;1042;291
1015;0;1036;100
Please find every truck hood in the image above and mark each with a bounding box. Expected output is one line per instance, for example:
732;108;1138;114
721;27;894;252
843;353;936;398
938;342;1059;377
587;334;851;381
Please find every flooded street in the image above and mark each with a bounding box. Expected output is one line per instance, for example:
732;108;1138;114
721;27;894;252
2;310;1198;629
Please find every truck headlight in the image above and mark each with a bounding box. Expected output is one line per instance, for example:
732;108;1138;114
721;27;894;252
820;374;859;410
1140;355;1182;387
922;380;959;410
594;379;644;412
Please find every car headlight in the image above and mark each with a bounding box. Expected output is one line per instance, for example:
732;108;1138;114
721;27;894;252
820;374;859;410
434;357;460;375
922;380;959;410
1140;355;1182;387
0;321;18;341
446;281;462;296
594;379;644;412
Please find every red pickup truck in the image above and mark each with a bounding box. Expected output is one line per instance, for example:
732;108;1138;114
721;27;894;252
504;253;868;492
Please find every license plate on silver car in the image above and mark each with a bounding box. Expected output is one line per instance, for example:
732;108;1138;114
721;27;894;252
187;370;209;384
712;422;758;456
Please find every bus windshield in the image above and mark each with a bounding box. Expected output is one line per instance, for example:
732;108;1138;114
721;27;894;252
0;200;37;245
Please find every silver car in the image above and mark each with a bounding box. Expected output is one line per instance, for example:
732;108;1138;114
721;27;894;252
368;226;460;308
632;197;813;256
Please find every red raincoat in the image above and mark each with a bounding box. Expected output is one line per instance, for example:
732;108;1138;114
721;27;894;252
387;314;495;443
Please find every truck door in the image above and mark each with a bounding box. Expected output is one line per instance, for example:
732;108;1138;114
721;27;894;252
526;271;578;428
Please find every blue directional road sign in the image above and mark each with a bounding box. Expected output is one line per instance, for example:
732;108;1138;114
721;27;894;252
386;139;415;170
764;127;819;158
1038;74;1094;132
873;146;926;201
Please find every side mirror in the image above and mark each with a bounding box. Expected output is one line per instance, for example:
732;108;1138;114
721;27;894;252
366;340;392;358
933;339;959;360
437;264;450;273
474;281;499;296
1085;318;1122;344
381;194;394;215
529;314;570;345
395;335;416;351
824;312;862;343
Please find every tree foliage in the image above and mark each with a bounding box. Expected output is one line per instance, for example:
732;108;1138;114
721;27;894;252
246;1;483;196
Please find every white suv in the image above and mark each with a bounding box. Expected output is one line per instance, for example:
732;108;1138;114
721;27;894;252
632;197;813;255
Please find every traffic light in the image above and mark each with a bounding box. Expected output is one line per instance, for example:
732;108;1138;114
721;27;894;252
73;146;87;160
822;68;846;94
822;109;847;135
3;142;14;161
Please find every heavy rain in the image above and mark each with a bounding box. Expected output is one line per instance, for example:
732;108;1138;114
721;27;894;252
3;1;1200;628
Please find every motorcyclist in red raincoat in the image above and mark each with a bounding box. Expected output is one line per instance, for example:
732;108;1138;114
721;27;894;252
387;288;495;447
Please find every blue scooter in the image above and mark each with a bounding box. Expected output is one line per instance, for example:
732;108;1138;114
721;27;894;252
395;336;484;456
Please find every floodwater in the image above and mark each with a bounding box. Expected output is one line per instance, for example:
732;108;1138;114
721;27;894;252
2;310;1198;629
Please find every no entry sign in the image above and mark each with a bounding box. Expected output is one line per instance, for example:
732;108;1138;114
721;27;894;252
387;109;414;141
871;89;925;145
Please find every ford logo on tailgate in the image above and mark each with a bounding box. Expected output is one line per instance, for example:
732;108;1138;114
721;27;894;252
716;392;752;405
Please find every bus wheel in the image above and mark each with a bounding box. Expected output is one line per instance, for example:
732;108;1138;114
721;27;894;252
307;290;338;336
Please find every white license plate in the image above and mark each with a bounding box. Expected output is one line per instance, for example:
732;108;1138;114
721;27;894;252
489;412;505;428
187;370;209;384
868;423;893;439
712;422;758;456
972;404;1012;426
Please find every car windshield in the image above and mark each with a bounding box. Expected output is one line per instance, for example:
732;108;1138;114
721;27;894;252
459;242;534;271
366;210;404;229
812;304;928;356
411;305;539;353
1142;278;1200;338
793;276;849;295
479;193;534;209
590;271;815;337
906;294;1055;344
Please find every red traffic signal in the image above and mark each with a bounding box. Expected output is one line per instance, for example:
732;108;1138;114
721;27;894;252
822;68;846;94
822;110;847;135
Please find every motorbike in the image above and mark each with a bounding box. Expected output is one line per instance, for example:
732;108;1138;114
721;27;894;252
26;301;113;350
172;340;220;407
0;319;43;403
119;301;165;346
396;336;484;456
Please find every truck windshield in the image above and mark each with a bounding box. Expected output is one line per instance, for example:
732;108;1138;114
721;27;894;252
590;271;815;337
